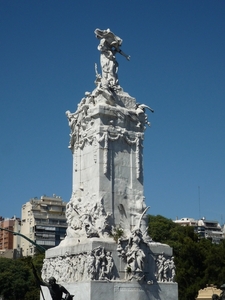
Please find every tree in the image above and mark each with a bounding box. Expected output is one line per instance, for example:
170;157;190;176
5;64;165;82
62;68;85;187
203;240;225;286
0;258;31;300
0;253;44;300
148;215;225;300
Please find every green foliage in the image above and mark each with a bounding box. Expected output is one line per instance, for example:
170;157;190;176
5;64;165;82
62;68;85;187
112;227;124;243
148;215;225;300
1;216;225;300
0;253;44;300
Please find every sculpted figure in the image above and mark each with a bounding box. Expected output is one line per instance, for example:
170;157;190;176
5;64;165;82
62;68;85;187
156;254;165;282
155;255;175;282
65;196;113;240
126;229;145;272
169;256;176;282
87;251;96;280
43;277;72;300
94;247;104;276
41;258;48;281
135;103;154;115
135;103;154;128
77;254;85;280
163;258;170;281
71;256;78;281
32;264;73;300
65;110;78;149
105;251;114;279
99;259;106;280
95;28;130;88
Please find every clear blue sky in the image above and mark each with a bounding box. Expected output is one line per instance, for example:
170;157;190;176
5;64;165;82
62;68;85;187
1;0;225;223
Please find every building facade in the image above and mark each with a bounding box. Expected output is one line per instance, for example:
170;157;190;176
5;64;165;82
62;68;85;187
0;216;21;258
174;217;224;243
197;218;223;243
196;285;222;299
20;194;67;256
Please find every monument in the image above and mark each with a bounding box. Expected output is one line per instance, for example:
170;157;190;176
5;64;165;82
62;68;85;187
41;29;178;300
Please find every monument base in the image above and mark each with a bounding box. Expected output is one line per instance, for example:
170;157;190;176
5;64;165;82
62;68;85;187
40;281;178;300
42;239;174;284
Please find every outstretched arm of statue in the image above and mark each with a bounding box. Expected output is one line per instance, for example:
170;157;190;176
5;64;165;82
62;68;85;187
117;48;130;61
62;286;73;300
31;263;48;287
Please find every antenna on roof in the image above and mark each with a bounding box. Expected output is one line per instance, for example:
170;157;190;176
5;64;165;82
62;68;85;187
198;186;201;219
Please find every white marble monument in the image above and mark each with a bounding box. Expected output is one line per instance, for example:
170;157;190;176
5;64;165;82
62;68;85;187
41;28;178;300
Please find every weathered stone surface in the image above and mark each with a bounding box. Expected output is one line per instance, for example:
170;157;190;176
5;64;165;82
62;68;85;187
41;28;177;300
41;281;178;300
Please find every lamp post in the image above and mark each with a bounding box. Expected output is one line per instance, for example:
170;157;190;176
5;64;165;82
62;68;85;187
0;227;46;253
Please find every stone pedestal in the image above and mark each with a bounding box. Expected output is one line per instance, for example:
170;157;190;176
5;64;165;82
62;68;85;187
41;281;178;300
42;237;177;299
41;28;178;300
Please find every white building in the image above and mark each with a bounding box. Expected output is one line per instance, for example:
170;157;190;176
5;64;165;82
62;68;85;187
197;218;223;243
174;217;224;243
174;217;197;227
20;194;67;256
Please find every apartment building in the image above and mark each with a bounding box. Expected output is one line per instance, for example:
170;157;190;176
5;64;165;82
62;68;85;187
20;194;67;256
174;217;197;227
197;218;223;243
174;217;224;243
0;216;21;258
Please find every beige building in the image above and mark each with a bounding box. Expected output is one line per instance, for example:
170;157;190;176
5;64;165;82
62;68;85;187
20;194;67;256
196;285;222;299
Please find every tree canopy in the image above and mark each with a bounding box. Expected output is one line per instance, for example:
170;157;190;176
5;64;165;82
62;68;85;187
148;215;225;300
0;253;44;300
1;216;225;300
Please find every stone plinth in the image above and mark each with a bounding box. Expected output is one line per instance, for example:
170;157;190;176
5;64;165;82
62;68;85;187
41;281;178;300
43;238;176;287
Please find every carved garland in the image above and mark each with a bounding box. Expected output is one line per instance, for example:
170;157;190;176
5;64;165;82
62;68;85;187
75;129;143;179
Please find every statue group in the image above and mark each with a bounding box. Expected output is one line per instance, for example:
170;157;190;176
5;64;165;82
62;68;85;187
40;29;178;300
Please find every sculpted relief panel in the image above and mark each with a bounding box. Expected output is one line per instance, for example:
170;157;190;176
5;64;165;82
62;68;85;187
42;246;117;283
64;196;113;241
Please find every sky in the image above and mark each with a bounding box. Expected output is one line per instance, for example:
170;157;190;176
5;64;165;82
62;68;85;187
1;0;225;223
